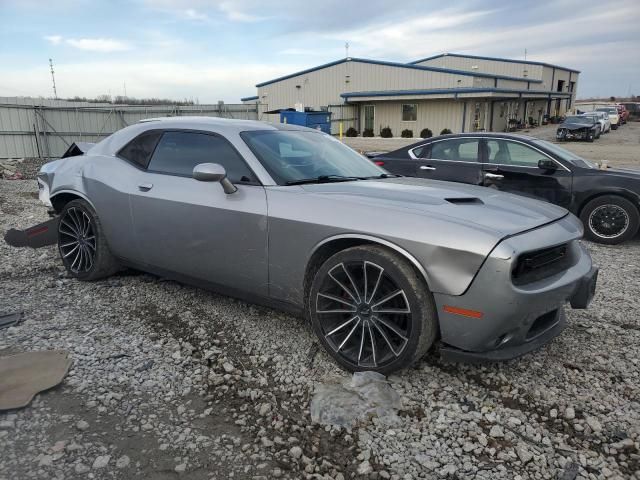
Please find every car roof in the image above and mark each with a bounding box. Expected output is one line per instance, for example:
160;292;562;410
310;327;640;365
417;132;540;142
137;116;314;134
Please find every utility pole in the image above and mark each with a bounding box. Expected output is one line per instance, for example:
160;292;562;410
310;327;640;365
345;42;350;59
49;58;58;99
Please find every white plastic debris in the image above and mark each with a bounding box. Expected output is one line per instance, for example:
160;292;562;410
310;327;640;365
310;371;402;427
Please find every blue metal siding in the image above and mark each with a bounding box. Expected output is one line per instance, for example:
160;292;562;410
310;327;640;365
340;88;572;99
255;57;540;88
410;53;580;74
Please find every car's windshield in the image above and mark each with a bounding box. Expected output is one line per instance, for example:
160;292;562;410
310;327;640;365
241;130;386;185
596;108;617;114
532;139;597;169
565;115;593;124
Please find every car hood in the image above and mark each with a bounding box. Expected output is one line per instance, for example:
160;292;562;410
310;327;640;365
301;177;568;237
558;122;594;130
596;166;640;179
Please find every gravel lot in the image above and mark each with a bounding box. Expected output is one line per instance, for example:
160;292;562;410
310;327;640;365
344;121;640;170
1;127;640;479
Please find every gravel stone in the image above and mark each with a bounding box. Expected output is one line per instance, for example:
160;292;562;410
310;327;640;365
289;446;303;459
1;163;640;480
92;455;110;469
75;420;89;431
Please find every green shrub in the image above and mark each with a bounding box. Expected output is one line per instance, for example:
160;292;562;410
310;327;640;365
362;128;374;137
401;129;413;138
440;128;452;135
380;126;393;138
345;127;358;137
420;128;433;138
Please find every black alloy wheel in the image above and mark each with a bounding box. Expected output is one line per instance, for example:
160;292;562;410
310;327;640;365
308;245;437;373
58;199;119;280
581;195;640;245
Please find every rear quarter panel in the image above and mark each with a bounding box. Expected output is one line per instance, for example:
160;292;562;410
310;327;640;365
50;154;138;260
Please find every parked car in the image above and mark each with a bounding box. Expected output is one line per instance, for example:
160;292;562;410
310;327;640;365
596;107;620;129
616;104;629;124
557;115;601;142
582;111;611;134
371;133;640;244
5;118;598;372
621;102;640;121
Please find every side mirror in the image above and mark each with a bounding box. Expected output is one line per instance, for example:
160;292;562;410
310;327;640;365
538;159;557;171
193;163;237;194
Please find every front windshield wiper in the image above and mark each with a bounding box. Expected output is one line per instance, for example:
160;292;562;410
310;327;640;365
361;173;402;179
285;175;362;186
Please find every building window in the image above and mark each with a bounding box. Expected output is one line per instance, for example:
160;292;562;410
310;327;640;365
401;104;417;122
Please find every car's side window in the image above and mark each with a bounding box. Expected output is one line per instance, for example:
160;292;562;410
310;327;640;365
430;139;479;162
148;131;257;183
487;140;549;167
410;145;429;159
118;130;163;169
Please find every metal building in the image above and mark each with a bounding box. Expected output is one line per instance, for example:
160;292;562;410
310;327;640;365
244;53;579;135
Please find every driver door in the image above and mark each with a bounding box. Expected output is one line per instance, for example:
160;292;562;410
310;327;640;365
129;130;269;296
482;139;573;207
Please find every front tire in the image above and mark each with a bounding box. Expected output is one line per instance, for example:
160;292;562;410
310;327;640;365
58;199;119;280
308;245;438;374
580;195;640;245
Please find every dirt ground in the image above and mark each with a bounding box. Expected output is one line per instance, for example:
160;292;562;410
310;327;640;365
344;121;640;170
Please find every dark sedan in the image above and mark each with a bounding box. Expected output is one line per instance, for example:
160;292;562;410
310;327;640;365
557;115;601;142
372;133;640;244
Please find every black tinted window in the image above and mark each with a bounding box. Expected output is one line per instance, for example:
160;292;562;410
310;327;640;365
487;140;548;167
148;131;256;183
430;139;479;161
118;131;162;168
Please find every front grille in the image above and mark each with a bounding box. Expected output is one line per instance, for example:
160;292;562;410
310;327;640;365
512;244;571;285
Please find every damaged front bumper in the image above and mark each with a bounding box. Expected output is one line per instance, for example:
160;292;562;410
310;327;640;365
4;216;59;248
434;214;597;363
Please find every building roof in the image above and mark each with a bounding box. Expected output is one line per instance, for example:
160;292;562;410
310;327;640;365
340;87;572;100
410;53;580;74
255;57;542;88
240;95;259;101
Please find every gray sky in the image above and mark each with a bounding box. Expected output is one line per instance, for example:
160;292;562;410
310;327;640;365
1;0;638;102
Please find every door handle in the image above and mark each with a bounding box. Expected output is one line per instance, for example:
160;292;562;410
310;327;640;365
419;166;436;171
484;173;504;180
138;183;153;191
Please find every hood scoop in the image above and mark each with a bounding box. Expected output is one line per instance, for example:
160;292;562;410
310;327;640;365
445;197;483;205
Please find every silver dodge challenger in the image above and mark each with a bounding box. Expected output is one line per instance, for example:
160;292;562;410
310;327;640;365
12;117;598;373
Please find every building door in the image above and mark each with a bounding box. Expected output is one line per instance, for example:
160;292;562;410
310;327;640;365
363;105;374;132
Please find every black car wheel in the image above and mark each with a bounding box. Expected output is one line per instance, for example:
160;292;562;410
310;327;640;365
58;199;119;280
580;195;640;245
308;245;438;374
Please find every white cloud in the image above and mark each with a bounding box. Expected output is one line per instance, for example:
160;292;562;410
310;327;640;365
183;8;209;21
65;38;131;52
217;1;263;22
0;61;302;102
44;35;63;45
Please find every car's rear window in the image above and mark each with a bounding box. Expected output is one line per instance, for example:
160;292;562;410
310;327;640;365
118;131;163;168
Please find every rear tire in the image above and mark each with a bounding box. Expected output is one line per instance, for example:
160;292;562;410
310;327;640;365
580;195;640;245
58;199;119;281
307;245;438;374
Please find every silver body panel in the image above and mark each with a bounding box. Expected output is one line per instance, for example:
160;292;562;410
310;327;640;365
38;117;595;358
